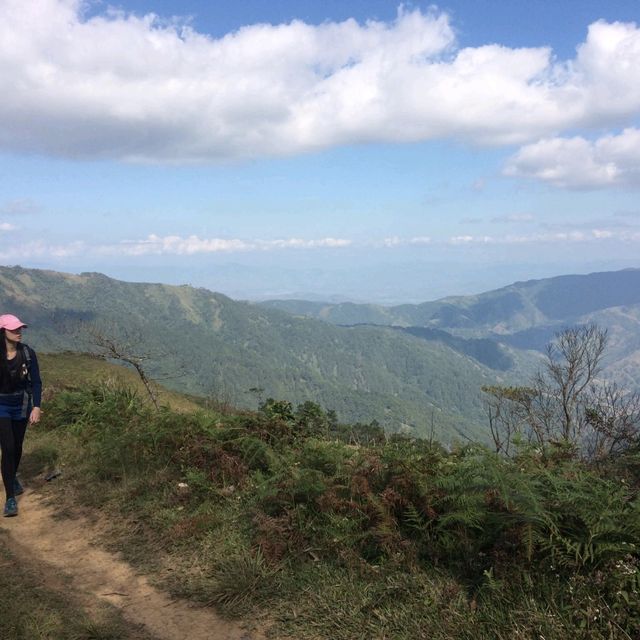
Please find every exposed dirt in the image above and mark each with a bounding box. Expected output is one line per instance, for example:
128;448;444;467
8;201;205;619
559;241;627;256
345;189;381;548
0;491;263;640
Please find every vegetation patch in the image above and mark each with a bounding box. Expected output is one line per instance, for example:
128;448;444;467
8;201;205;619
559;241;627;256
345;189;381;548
21;358;640;639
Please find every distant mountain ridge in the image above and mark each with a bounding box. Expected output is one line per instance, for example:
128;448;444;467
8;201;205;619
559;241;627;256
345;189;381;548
260;269;640;334
4;266;637;441
0;265;526;442
259;268;640;390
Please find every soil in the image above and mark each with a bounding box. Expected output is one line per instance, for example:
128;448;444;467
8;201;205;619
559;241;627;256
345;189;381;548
0;490;264;640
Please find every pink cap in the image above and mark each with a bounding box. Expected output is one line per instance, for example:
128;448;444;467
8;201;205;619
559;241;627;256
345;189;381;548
0;314;27;331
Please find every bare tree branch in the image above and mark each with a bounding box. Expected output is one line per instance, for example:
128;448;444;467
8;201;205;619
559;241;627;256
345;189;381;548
483;324;639;460
87;326;161;410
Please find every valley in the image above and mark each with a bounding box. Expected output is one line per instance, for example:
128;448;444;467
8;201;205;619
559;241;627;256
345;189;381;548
2;265;639;442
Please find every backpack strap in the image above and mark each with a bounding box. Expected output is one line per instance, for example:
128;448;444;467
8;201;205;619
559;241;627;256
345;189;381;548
18;343;32;387
21;342;31;366
17;343;33;419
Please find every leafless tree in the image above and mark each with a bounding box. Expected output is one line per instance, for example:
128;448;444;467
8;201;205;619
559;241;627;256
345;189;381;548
483;324;640;459
544;324;607;443
584;383;640;459
483;385;533;455
88;327;161;410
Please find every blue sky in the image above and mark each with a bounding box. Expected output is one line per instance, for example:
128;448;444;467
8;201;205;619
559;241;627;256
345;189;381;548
1;0;639;302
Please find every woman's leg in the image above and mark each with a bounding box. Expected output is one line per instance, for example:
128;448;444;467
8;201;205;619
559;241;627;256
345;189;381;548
12;419;27;476
0;417;17;499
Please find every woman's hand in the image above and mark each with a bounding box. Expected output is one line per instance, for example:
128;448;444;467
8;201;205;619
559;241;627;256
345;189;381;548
29;407;41;425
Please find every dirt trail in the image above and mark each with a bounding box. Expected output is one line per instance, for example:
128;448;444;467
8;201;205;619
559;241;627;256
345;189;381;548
0;492;261;640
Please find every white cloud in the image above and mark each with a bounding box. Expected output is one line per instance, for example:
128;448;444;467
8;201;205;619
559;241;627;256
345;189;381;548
263;237;352;249
0;222;16;231
382;236;431;247
111;234;352;255
3;228;640;263
592;229;614;238
449;235;492;244
504;128;640;189
0;239;86;260
116;235;251;255
447;229;640;245
0;234;351;260
1;2;640;162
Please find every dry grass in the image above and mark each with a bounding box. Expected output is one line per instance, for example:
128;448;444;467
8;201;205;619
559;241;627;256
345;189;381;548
38;351;202;413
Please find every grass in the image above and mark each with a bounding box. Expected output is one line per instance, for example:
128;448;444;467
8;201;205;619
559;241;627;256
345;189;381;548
38;351;202;413
0;530;154;640
19;355;640;639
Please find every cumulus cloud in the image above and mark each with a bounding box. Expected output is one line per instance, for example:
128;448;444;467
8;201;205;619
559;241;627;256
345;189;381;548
504;128;640;188
1;1;640;162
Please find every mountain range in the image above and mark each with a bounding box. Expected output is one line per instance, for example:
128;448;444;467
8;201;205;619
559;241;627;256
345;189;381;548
2;265;638;441
260;269;640;389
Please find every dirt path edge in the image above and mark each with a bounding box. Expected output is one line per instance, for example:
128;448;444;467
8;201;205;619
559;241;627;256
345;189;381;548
0;492;262;640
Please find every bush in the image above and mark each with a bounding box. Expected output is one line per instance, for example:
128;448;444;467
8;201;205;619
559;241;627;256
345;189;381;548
35;380;640;638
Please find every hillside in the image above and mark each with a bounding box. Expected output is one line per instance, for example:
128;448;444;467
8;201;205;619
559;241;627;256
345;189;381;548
260;268;640;390
4;356;637;640
261;269;640;332
0;265;523;441
38;351;203;413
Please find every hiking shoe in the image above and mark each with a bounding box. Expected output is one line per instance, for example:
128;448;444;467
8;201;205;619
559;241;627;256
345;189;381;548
3;497;18;517
13;478;24;496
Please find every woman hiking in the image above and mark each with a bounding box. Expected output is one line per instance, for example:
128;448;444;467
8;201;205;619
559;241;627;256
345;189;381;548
0;314;42;517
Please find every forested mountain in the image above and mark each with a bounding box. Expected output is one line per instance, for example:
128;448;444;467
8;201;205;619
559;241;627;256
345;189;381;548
261;269;640;331
6;265;636;441
260;269;640;389
0;265;527;441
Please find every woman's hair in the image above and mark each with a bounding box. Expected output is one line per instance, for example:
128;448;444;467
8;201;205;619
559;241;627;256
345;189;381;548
0;329;8;386
0;328;6;362
0;328;25;387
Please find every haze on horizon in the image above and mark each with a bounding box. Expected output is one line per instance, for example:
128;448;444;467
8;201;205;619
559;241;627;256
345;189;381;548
1;0;639;303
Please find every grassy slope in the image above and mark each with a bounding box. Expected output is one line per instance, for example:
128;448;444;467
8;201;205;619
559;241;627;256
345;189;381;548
0;354;200;640
38;351;203;413
18;353;640;640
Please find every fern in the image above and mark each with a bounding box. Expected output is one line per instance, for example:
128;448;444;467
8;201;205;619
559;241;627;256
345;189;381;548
402;503;425;535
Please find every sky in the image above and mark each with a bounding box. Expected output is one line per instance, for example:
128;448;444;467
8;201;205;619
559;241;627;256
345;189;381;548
1;0;639;303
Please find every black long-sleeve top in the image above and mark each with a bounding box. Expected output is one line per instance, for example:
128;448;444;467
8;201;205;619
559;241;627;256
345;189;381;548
0;344;42;407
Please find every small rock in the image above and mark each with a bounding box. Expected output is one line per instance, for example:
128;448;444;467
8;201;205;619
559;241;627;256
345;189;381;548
220;484;236;496
176;482;190;495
